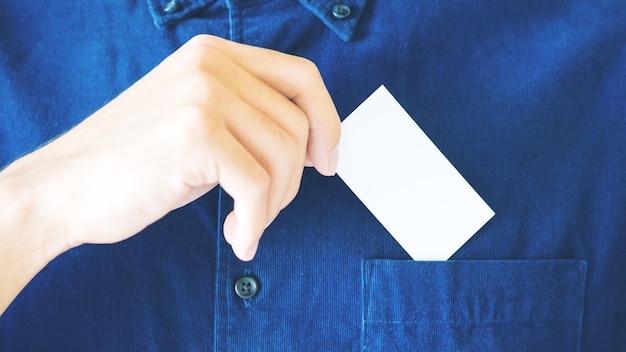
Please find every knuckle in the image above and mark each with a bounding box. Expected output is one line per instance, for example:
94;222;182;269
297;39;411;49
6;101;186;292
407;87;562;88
296;57;319;75
277;129;304;168
292;110;310;140
281;110;310;156
295;57;323;85
178;36;224;73
167;103;223;151
284;175;302;207
187;34;221;50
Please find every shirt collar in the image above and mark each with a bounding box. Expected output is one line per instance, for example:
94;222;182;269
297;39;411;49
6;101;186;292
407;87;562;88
146;0;368;41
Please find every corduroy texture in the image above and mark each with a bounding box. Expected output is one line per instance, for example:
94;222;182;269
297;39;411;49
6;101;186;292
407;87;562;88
1;0;625;350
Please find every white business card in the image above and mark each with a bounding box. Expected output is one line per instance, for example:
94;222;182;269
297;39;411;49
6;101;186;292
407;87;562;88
337;85;494;260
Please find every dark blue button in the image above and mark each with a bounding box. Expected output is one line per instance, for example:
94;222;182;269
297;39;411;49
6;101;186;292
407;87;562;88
235;276;258;299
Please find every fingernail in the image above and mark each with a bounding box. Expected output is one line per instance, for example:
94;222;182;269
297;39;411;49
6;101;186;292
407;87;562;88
328;147;339;175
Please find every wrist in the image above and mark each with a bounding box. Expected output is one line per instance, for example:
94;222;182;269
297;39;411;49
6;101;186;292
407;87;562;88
0;157;73;263
0;158;73;314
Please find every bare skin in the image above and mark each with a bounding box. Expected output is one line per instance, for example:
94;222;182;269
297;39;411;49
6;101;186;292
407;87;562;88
0;35;341;314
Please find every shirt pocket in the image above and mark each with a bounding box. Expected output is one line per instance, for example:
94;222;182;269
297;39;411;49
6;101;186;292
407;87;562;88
361;259;586;352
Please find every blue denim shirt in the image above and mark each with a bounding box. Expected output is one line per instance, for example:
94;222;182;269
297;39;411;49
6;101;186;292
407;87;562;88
1;0;625;350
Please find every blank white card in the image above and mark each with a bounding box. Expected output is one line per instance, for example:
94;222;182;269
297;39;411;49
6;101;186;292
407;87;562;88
337;86;494;260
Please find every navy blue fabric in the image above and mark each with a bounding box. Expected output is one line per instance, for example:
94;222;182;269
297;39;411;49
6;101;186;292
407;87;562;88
363;260;586;351
1;0;625;350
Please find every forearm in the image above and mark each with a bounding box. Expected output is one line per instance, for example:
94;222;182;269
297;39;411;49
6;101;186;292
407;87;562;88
0;158;71;315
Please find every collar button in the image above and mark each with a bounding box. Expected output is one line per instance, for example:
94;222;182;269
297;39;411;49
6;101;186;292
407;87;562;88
332;3;351;19
163;0;181;14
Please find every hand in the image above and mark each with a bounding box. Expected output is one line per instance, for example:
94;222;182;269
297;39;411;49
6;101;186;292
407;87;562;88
2;34;340;261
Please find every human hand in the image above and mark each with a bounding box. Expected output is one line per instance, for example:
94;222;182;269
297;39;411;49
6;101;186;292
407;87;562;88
5;34;340;261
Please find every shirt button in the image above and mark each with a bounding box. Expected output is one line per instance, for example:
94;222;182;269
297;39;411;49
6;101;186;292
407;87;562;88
163;0;181;14
235;276;259;299
332;3;351;19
